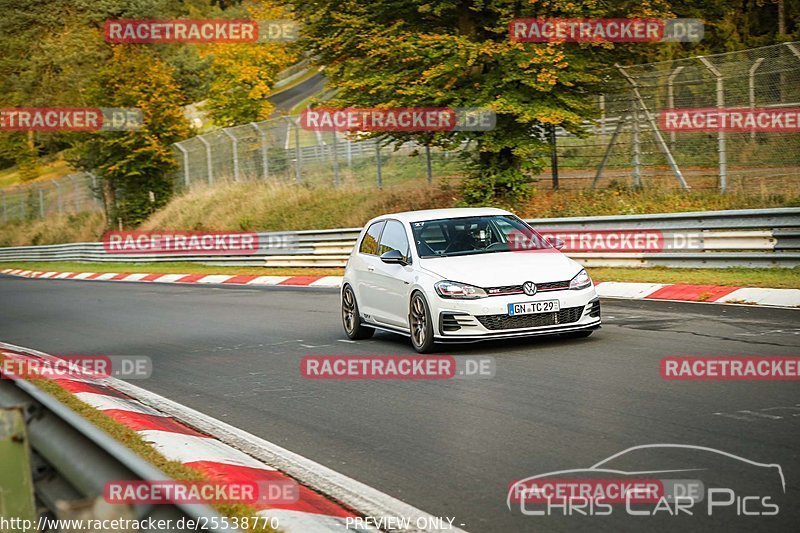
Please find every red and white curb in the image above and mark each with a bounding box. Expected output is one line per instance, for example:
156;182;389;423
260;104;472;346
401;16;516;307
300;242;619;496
594;281;800;308
0;342;464;533
3;268;799;308
0;268;342;288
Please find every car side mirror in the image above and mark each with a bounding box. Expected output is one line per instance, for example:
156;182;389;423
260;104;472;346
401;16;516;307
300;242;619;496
380;249;407;265
544;236;565;250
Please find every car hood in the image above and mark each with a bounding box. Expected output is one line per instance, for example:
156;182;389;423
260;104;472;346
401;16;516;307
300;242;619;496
418;251;582;287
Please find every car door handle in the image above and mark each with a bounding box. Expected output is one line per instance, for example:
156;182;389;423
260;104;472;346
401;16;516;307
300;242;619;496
367;265;375;271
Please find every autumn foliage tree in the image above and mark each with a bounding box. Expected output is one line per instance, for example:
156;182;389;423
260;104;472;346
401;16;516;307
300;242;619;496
199;0;299;125
289;0;677;205
69;46;191;226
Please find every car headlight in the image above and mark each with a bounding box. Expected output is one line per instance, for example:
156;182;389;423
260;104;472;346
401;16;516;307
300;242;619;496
434;280;488;299
569;269;592;290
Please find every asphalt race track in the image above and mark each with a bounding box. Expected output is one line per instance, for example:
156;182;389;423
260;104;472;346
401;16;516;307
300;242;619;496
1;275;798;532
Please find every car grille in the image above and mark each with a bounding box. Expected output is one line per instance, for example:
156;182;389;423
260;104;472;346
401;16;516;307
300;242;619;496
484;280;570;296
475;306;584;330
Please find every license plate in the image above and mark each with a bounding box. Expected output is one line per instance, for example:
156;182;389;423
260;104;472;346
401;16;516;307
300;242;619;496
508;300;560;316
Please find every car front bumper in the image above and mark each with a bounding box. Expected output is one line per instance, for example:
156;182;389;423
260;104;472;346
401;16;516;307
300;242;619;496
431;287;601;342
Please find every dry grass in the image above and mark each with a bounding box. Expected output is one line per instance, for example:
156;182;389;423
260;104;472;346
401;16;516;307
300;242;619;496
0;156;74;188
516;183;800;219
141;178;800;233
141;179;456;232
1;178;798;248
0;212;106;247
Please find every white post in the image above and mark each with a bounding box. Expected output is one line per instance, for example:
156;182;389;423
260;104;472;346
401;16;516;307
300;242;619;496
667;66;685;148
748;58;765;142
197;135;214;184
699;56;727;193
250;122;269;180
222;129;240;181
175;142;191;187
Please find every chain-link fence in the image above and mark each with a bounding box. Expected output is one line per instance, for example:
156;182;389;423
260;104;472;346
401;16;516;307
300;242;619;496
173;42;800;194
173;118;468;190
563;41;800;191
0;173;102;223
1;42;798;224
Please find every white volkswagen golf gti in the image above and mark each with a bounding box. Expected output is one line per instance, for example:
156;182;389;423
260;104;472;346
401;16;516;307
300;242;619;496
341;207;601;352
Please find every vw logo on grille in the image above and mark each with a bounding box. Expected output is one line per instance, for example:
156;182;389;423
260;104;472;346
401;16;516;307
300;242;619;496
522;281;537;296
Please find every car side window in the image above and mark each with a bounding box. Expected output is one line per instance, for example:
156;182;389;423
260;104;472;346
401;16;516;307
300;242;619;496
377;220;410;261
359;220;385;255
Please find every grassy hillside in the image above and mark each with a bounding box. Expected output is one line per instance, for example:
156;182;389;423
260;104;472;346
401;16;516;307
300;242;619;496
0;156;74;189
1;178;798;246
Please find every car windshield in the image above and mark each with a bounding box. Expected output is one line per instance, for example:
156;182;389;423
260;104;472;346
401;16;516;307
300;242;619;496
410;215;550;258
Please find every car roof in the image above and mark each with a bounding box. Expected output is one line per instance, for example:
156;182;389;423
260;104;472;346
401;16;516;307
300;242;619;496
368;207;512;225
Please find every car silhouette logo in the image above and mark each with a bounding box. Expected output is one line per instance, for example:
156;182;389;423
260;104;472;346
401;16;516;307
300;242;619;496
523;281;537;296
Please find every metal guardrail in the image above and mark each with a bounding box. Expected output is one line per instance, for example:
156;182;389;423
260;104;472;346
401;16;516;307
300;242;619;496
0;208;798;269
0;359;236;532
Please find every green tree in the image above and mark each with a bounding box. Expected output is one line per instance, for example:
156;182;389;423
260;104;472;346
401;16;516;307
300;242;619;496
289;0;675;206
69;46;191;226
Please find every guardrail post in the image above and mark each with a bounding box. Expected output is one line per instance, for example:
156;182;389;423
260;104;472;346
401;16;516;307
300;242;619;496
222;128;240;182
197;135;214;184
174;142;190;187
250;122;269;180
748;58;765;142
699;56;727;193
38;186;44;218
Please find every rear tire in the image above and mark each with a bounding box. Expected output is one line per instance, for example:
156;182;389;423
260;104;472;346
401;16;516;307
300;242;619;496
409;292;435;353
342;285;374;340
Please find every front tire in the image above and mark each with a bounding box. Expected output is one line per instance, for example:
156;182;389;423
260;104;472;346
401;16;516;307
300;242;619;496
409;292;435;353
342;285;374;340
